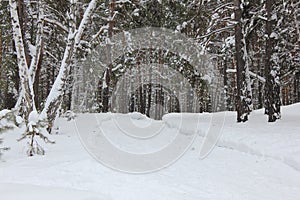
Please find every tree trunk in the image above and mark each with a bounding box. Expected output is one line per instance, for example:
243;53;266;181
9;0;36;121
33;48;43;110
296;72;300;103
223;57;229;110
39;0;97;127
0;31;2;92
102;0;115;113
264;0;281;122
234;0;251;122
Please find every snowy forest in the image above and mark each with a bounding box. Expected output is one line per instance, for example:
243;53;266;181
1;0;300;199
0;0;299;155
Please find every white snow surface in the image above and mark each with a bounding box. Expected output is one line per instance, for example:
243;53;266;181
1;104;300;200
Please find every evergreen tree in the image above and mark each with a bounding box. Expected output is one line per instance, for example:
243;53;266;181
264;0;281;122
234;0;252;122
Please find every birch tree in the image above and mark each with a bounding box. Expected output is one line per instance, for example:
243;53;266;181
8;0;98;155
2;0;300;155
39;0;97;128
9;0;37;121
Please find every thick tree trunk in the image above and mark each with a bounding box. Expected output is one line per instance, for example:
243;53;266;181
9;0;36;121
17;0;31;66
13;0;44;116
234;0;251;122
264;0;281;122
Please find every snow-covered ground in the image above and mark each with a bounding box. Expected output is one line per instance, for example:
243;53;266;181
1;104;300;200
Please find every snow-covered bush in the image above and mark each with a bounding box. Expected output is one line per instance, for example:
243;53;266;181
0;109;19;132
1;109;56;157
0;109;17;158
61;110;77;121
17;111;55;156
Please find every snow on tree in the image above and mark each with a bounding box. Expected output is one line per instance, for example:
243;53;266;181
234;0;253;122
264;0;281;122
0;0;300;157
9;0;36;121
39;0;97;128
6;0;98;155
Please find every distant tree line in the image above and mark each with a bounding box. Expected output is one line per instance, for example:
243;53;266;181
0;0;299;128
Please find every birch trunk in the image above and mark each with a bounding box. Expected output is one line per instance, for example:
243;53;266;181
13;0;44;113
39;0;97;127
9;0;36;121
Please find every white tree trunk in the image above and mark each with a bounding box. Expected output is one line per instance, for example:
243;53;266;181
28;0;44;82
9;0;36;120
13;0;45;115
39;0;97;125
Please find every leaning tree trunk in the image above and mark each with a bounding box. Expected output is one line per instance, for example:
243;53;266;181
234;0;252;122
39;0;97;129
264;0;281;122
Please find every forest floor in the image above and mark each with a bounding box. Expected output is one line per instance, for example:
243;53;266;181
1;103;300;200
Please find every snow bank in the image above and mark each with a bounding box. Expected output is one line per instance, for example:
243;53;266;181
0;183;107;200
72;107;300;171
161;104;300;171
0;110;16;131
1;104;300;200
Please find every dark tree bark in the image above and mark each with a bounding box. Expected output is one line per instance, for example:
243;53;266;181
264;0;281;122
146;82;152;117
0;32;2;93
33;48;43;110
223;57;230;110
102;0;115;112
295;71;300;102
234;0;251;122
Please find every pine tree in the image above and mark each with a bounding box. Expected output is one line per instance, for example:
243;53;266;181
264;0;281;122
234;0;252;122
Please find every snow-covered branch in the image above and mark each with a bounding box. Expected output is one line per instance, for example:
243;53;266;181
28;0;44;82
9;0;36;115
43;18;69;33
40;0;97;124
74;0;97;49
199;26;234;40
226;69;266;83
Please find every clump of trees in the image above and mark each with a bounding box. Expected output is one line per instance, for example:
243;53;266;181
0;0;299;155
